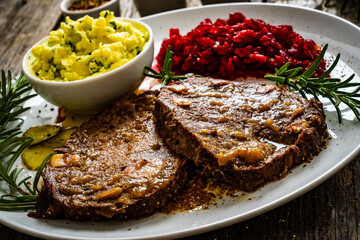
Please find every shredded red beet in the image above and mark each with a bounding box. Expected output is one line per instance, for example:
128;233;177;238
155;12;326;80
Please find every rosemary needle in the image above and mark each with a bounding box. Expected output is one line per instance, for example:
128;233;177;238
143;46;198;85
0;70;51;211
264;44;360;123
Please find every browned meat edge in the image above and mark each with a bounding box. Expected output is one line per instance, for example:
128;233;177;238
36;162;188;221
154;80;327;192
36;92;188;221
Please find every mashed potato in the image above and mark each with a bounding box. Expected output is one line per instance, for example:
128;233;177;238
27;11;149;81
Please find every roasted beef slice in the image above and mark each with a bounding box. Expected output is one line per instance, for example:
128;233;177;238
36;92;187;220
154;78;327;191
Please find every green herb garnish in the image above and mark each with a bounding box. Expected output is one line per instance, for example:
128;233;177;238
103;10;110;18
0;70;51;211
109;21;119;30
143;46;191;85
265;44;359;123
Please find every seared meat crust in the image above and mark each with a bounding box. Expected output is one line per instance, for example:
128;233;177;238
155;78;327;191
36;92;187;221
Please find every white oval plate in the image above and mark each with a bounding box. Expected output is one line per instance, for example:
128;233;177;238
1;3;360;240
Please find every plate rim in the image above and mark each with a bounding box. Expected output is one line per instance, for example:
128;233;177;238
141;2;360;32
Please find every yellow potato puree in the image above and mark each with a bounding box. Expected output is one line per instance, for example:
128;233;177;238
27;11;149;81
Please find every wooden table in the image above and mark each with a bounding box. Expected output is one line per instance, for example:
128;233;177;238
0;0;359;239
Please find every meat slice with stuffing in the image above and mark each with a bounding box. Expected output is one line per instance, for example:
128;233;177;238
155;78;327;191
36;92;187;221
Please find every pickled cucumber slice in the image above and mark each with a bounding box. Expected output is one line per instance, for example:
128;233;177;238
42;128;77;148
23;125;61;145
22;128;77;170
22;145;54;170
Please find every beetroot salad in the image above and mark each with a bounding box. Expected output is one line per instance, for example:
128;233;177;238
155;12;326;80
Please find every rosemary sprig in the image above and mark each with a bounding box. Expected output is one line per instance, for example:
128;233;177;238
0;70;51;211
143;45;192;85
265;44;359;123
